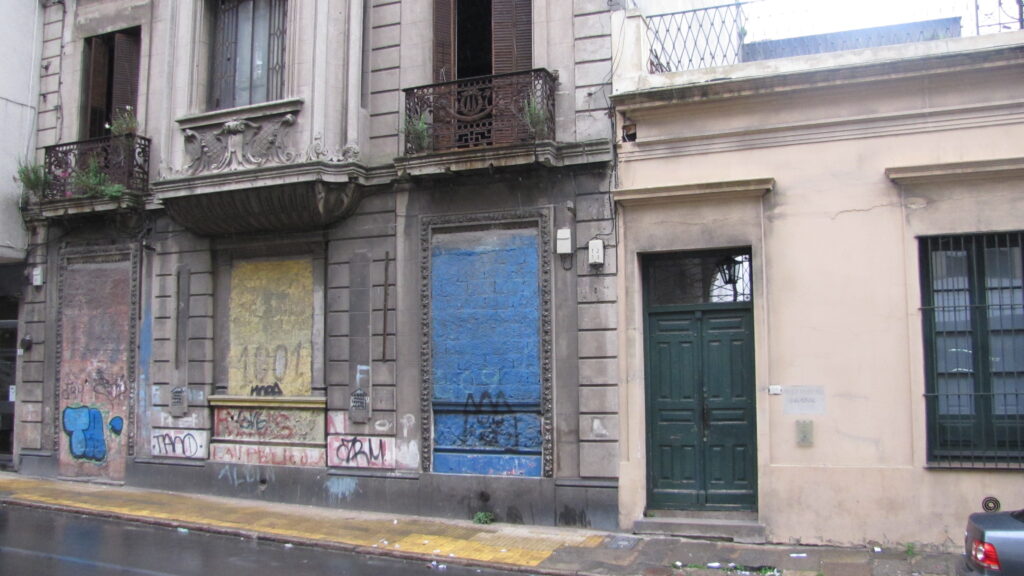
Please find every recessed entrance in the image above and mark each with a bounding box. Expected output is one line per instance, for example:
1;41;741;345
643;250;757;511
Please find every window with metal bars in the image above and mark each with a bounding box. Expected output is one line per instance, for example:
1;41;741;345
920;233;1024;468
209;0;287;111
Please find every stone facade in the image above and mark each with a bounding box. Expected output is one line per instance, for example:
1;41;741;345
13;0;619;530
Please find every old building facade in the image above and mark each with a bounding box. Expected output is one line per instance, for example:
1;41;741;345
13;0;1022;550
14;0;619;528
611;0;1024;547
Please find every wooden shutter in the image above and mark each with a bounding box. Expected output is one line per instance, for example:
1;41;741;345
433;0;454;82
492;0;531;74
83;36;109;138
111;31;141;114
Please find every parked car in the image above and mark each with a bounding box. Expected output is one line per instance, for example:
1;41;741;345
959;508;1024;575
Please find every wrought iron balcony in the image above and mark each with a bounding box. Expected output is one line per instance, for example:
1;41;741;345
42;135;151;203
403;68;556;155
646;0;1023;73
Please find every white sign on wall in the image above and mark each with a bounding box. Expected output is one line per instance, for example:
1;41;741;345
783;386;826;415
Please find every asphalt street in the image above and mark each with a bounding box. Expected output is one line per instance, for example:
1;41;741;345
0;504;516;576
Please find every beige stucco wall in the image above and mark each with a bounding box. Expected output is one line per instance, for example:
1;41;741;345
0;1;42;262
612;27;1024;548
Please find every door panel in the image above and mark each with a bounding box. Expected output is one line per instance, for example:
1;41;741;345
646;308;756;510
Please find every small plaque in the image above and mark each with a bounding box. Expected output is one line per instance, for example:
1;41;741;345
349;387;370;424
170;386;188;417
783;386;826;416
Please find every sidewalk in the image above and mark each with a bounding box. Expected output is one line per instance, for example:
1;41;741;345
0;472;960;576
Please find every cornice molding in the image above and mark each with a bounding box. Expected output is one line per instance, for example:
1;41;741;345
614;178;775;205
886;157;1024;185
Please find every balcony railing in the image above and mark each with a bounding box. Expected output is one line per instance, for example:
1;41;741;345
43;135;150;203
403;69;556;155
646;0;1024;73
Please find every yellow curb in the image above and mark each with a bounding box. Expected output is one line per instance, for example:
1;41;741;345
0;475;606;571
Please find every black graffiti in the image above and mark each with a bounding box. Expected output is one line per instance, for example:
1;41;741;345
334;436;388;466
152;432;202;457
461;392;519;447
249;381;283;397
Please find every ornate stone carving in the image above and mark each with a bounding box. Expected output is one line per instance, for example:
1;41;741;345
183;113;297;174
305;134;361;163
418;208;554;477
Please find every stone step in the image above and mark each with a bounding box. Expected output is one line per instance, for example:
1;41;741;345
633;516;767;544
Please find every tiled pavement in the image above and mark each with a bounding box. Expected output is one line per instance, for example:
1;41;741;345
0;473;961;576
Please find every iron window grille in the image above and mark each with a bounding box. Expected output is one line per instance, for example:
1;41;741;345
920;233;1024;469
209;0;287;110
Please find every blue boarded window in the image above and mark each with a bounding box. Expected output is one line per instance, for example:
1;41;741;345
430;226;542;476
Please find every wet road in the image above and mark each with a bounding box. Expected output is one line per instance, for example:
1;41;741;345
0;504;516;576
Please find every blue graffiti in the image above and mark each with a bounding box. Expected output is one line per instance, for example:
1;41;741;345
109;416;124;436
62;406;107;462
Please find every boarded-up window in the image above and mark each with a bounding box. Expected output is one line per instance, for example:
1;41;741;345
430;226;542;476
227;258;313;397
82;29;140;139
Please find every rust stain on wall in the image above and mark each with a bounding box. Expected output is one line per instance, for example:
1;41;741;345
228;258;313;397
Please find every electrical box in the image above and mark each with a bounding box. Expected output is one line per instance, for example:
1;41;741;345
587;238;604;266
555;228;573;254
796;420;813;447
31;266;44;287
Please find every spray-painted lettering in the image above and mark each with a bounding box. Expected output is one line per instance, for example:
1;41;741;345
327;435;395;469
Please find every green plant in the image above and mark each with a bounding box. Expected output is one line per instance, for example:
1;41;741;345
523;98;550;140
904;542;917;558
15;159;50;199
403;111;432;153
107;106;138;137
72;158;127;200
472;511;494;525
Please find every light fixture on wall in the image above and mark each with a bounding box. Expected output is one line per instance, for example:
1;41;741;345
715;256;740;286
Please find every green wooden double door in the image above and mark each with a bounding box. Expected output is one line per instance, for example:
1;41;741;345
645;306;757;510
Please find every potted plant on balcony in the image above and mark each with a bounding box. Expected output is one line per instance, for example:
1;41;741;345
403;111;432;154
523;98;550;141
14;158;50;206
71;157;131;204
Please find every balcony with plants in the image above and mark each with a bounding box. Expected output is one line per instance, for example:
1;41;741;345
397;68;566;176
20;108;150;217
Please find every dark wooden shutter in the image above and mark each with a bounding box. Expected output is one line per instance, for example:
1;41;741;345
83;36;109;138
433;0;454;82
492;0;531;74
111;31;140;113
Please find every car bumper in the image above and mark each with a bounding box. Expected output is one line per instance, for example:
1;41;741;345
957;556;994;576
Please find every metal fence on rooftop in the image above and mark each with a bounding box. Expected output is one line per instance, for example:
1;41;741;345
646;0;1024;73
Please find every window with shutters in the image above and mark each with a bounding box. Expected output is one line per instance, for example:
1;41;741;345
406;0;549;153
433;0;532;82
920;232;1024;468
208;0;287;111
82;29;140;139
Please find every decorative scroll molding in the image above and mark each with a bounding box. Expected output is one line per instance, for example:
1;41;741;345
419;208;554;477
184;113;297;174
